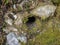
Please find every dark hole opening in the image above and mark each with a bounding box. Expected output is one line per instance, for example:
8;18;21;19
26;16;36;24
6;3;12;9
0;0;2;5
8;14;14;20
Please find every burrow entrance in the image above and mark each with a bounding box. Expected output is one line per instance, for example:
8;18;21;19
26;16;36;24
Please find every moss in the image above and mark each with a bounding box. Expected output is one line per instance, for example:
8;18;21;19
21;42;26;45
51;0;60;5
22;24;28;31
27;14;60;45
35;18;42;30
23;2;31;11
23;17;28;23
2;22;7;29
56;5;60;18
30;27;60;45
17;6;23;11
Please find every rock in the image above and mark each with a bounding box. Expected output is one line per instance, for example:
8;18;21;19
3;26;18;33
13;15;17;19
4;12;12;25
7;32;20;45
5;19;13;25
4;12;17;25
18;35;27;43
14;13;23;28
31;5;56;19
6;32;27;45
10;12;17;19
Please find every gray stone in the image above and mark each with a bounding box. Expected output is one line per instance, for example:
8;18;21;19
7;32;20;45
31;5;56;19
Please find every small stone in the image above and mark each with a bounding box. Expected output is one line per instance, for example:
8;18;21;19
31;5;56;19
13;15;17;19
7;32;20;45
10;13;17;20
3;26;18;33
14;13;22;27
13;4;17;10
4;12;15;25
5;19;13;25
18;35;27;43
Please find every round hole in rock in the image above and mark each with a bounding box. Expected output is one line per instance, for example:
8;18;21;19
26;16;36;24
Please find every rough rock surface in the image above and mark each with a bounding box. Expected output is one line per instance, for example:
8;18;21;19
31;5;56;19
7;32;20;45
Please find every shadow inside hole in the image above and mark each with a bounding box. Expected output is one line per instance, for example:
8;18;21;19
26;16;36;24
26;16;36;29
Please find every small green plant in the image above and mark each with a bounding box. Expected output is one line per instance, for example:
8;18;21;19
4;0;9;5
23;17;28;23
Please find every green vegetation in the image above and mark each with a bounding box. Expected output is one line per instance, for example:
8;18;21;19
28;17;60;45
4;0;9;5
22;7;60;44
51;0;60;5
23;17;28;23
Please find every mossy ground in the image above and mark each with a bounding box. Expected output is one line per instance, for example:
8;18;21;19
22;5;60;45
